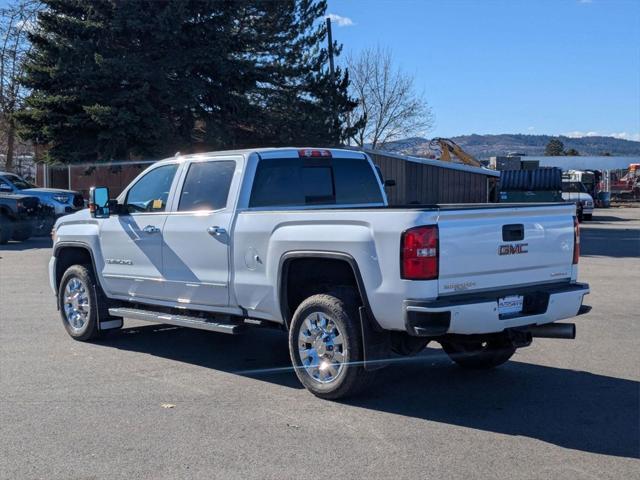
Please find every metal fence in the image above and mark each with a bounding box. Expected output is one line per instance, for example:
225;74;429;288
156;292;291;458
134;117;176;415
36;160;156;200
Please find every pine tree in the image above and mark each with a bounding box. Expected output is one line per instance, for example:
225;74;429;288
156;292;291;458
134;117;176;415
19;0;234;162
17;0;357;163
236;0;357;147
544;138;565;156
564;148;580;156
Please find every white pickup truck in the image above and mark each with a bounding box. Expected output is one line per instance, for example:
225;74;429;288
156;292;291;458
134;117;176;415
50;148;590;399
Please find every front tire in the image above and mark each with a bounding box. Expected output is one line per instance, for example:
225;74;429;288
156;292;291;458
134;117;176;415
0;214;13;244
288;292;375;400
58;265;103;341
440;339;515;369
11;222;33;241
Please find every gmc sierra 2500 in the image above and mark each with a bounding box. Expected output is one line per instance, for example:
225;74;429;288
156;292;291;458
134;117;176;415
49;148;590;399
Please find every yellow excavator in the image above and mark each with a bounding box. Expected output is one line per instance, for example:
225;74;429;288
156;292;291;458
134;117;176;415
429;137;483;168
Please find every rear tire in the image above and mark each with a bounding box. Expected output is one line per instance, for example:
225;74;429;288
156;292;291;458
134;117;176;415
440;339;515;369
0;214;13;244
288;291;376;400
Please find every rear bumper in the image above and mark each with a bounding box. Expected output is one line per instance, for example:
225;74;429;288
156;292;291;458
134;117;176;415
404;282;590;336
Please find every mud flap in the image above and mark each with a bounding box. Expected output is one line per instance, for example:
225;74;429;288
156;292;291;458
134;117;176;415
99;318;123;330
92;284;123;331
359;306;391;371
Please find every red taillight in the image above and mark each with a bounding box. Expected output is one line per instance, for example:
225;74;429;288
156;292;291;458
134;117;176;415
401;225;439;280
298;148;332;158
573;216;580;265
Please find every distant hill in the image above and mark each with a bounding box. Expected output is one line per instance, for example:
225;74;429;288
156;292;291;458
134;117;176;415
378;134;640;159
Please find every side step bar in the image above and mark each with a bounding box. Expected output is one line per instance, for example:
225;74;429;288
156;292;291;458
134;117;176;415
108;307;244;335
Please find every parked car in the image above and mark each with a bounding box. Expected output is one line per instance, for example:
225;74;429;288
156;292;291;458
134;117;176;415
562;181;594;221
0;193;41;244
49;148;590;399
0;171;85;217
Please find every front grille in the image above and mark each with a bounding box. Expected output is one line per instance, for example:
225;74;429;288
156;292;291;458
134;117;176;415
73;194;84;208
21;197;39;210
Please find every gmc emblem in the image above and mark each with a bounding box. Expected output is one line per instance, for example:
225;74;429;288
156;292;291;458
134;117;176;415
499;243;529;256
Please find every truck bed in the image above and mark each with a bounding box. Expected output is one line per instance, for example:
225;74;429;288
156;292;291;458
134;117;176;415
244;202;570;212
233;202;577;330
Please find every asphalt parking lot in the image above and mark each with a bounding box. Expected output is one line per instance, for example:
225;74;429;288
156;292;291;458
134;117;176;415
1;208;638;479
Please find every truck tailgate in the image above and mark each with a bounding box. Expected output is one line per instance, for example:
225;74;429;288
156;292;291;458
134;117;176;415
437;204;576;295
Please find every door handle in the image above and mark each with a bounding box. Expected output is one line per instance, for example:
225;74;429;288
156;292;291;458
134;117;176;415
142;225;160;234
207;226;226;237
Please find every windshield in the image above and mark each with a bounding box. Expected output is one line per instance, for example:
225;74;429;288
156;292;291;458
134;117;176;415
562;182;587;193
4;174;35;190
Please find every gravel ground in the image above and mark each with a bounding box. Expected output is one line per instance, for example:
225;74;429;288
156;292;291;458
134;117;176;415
1;207;638;479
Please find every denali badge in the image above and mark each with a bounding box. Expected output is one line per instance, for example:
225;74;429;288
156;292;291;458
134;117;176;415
443;281;476;291
498;243;528;256
105;258;133;265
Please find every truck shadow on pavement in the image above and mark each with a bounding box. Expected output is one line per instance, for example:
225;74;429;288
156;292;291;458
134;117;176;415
352;349;639;460
101;326;639;460
102;324;302;389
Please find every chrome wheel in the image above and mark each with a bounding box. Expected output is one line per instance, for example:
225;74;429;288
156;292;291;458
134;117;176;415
63;277;90;332
298;311;347;384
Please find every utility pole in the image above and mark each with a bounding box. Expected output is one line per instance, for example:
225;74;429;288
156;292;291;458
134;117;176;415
326;17;338;137
326;17;335;81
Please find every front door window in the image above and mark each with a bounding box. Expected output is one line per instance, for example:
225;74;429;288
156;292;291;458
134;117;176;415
125;164;178;213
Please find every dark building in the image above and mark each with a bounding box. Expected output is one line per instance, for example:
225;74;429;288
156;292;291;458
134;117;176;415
37;149;501;205
364;149;500;205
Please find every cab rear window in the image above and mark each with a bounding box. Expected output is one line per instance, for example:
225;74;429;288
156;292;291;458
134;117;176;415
249;157;383;208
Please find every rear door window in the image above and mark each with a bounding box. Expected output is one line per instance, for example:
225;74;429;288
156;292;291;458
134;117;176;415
178;161;236;211
249;157;383;208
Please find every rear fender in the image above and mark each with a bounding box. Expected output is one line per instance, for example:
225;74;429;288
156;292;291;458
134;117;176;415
277;250;379;330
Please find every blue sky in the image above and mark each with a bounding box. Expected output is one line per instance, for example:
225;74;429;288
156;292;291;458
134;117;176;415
3;0;637;140
327;0;640;140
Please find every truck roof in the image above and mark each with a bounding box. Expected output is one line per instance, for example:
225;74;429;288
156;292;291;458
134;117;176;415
154;147;367;165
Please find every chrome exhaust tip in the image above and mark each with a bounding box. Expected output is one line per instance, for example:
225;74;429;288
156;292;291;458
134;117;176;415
527;322;576;339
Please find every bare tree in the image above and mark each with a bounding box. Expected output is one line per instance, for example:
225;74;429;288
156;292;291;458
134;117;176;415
346;46;433;149
0;0;41;172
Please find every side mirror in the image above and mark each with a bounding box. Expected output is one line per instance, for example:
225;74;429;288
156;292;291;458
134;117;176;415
384;179;396;187
89;186;110;218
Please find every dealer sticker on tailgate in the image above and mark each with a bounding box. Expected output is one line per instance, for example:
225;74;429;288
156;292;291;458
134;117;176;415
498;295;524;316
